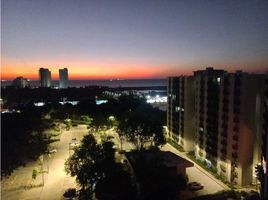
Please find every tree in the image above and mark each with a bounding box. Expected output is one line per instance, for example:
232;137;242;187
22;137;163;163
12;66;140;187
108;115;118;128
65;134;136;200
117;103;165;150
1;111;50;176
255;163;264;197
65;134;103;199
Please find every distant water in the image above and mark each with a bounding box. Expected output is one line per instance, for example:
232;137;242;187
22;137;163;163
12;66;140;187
1;79;166;88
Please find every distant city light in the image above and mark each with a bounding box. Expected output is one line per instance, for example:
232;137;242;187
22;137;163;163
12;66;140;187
34;102;45;107
59;101;79;105
146;96;167;104
96;100;108;105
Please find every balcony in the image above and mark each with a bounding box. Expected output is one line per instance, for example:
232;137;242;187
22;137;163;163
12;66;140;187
234;88;241;97
223;105;229;112
221;123;228;130
220;148;227;155
233;110;240;115
221;131;227;138
222;113;228;120
233;117;239;123
222;97;229;104
232;143;238;150
232;152;238;159
233;126;239;132
223;89;229;95
235;78;242;87
233;134;238;141
221;139;227;146
220;155;227;161
224;79;230;86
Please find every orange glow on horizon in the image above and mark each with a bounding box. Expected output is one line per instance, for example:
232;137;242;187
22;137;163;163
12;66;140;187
1;59;267;80
1;64;189;80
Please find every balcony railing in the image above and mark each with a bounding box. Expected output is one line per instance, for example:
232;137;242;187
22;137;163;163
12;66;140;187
233;134;238;141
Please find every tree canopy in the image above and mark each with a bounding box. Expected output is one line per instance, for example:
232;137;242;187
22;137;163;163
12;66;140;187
65;134;136;200
117;101;165;150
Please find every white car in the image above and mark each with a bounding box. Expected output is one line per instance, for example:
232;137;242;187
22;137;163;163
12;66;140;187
188;182;204;190
46;149;57;154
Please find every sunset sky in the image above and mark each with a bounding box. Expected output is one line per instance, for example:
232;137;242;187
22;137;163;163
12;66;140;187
2;0;268;80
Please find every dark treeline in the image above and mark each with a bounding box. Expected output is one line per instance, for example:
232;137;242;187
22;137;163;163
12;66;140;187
1;110;51;176
1;87;166;176
1;86;106;109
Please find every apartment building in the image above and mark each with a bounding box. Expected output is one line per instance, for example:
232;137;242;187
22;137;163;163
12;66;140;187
262;73;268;199
167;67;266;186
167;76;195;151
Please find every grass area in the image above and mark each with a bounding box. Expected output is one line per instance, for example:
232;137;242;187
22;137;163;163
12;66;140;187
186;151;236;189
166;138;185;152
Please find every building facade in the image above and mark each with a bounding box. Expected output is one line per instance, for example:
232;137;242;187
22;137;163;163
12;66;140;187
59;68;68;89
12;76;29;88
167;67;266;186
39;68;51;87
262;73;268;199
167;76;195;151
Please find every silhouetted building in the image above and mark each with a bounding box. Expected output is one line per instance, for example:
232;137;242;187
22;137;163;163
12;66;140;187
167;76;195;151
12;76;29;88
59;68;68;88
39;68;51;87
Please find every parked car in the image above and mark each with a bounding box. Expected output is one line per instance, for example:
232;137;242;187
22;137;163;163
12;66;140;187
188;182;204;190
70;138;78;146
46;149;57;154
63;188;76;199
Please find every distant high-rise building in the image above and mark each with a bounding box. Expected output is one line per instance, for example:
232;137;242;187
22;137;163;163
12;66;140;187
39;68;51;87
12;76;30;88
59;68;68;89
167;67;266;186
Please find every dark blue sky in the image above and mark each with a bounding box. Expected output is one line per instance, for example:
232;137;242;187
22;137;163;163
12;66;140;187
2;0;268;79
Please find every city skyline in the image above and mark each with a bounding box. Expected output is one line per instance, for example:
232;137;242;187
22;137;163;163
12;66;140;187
2;0;268;80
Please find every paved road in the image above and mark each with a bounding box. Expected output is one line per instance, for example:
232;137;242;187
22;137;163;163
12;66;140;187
39;125;89;200
1;124;89;200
